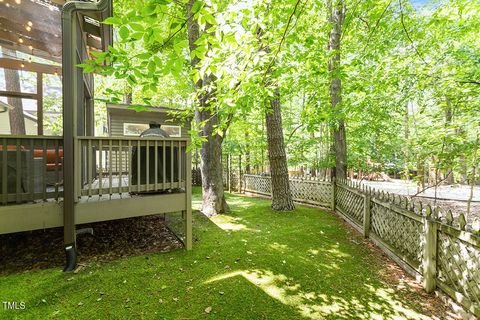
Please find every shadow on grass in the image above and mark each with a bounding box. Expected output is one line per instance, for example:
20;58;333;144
0;190;441;319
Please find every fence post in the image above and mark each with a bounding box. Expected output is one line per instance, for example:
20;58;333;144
238;154;242;193
331;177;336;211
363;194;371;238
423;205;437;293
228;154;231;193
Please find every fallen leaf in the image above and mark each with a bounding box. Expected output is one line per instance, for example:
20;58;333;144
204;306;212;314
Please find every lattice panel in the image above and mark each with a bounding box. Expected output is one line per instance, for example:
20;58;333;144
437;232;480;306
290;179;331;206
335;185;364;224
370;202;424;270
244;175;272;195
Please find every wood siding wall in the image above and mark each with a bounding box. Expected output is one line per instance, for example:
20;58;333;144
107;105;190;138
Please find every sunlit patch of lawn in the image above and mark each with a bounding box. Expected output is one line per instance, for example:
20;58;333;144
0;188;439;319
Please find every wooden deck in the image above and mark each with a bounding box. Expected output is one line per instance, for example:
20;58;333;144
0;135;192;251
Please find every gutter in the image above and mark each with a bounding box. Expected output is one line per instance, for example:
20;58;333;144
61;0;112;272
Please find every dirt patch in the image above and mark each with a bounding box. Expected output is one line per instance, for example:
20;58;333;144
0;215;183;274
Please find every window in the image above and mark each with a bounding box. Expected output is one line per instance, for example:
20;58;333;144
123;123;149;136
162;125;181;137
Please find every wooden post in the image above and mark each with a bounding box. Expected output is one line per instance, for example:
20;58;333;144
363;194;371;238
331;177;336;211
238;154;242;193
423;206;437;293
36;72;44;136
184;144;192;250
228;154;231;193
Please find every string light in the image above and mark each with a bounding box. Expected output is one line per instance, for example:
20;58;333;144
26;26;32;32
15;0;21;4
20;62;25;68
27;21;33;27
28;45;33;51
18;37;24;44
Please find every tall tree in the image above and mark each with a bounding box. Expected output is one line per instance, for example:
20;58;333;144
2;47;26;135
265;88;295;210
186;0;229;216
257;1;297;211
327;0;346;179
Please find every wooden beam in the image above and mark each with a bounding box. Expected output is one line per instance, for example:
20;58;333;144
0;41;60;63
76;194;188;224
37;72;44;135
0;29;61;61
0;90;38;100
0;17;61;50
0;58;61;75
0;202;63;235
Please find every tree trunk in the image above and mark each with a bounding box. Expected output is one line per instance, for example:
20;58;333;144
467;130;479;217
186;0;228;216
245;131;251;174
123;86;132;104
404;102;410;180
444;98;454;184
327;0;346;179
266;89;295;211
2;48;26;135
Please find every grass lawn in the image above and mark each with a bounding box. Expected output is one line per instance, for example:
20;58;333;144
0;188;447;319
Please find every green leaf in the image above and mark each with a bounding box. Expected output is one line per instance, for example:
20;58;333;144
130;23;144;32
192;0;203;13
102;16;121;25
118;26;130;40
127;75;137;86
148;61;156;75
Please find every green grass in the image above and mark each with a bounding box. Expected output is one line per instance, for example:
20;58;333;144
0;188;435;319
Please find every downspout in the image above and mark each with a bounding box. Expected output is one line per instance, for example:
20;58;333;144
61;0;112;272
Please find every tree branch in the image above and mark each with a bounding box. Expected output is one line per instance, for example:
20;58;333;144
399;0;429;66
262;0;303;84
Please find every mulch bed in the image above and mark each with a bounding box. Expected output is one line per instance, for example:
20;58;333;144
0;215;183;274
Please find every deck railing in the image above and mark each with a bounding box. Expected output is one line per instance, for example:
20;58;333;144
75;137;189;198
0;136;190;204
0;135;63;204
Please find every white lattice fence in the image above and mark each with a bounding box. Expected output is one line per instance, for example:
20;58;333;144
239;174;480;316
335;184;364;225
333;179;480;316
244;175;272;196
370;199;424;271
290;178;332;208
436;225;480;313
243;174;332;208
